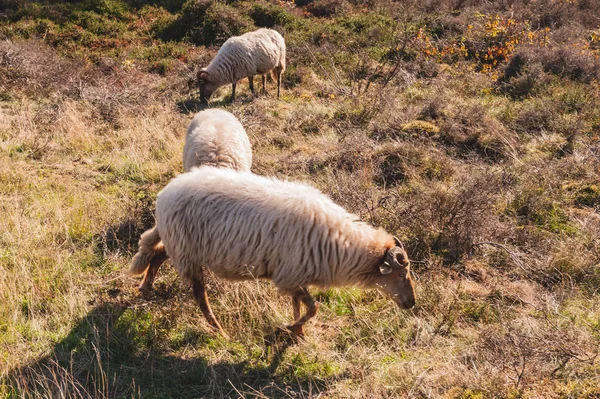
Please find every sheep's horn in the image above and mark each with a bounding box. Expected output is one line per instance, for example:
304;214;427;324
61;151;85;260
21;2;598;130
393;236;405;250
387;246;410;270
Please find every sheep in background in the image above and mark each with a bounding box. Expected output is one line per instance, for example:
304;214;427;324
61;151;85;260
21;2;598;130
183;109;252;172
197;28;286;103
129;166;415;336
136;109;252;293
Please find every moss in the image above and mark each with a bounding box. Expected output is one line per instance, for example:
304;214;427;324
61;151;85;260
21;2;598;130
287;352;341;381
114;309;156;352
574;184;600;208
510;188;577;234
315;289;359;316
449;388;487;399
401;120;441;137
461;301;499;324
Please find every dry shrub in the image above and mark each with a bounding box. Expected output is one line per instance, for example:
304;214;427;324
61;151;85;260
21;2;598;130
517;0;600;29
372;142;455;187
417;96;446;121
477;316;599;390
402;55;440;79
496;54;552;99
319;130;375;174
396;172;503;262
0;39;93;96
306;0;352;18
198;2;254;45
547;233;600;291
439;103;518;160
372;143;409;187
508;97;559;135
500;44;600;87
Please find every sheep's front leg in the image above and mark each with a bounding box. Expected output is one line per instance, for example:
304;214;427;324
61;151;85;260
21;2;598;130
287;287;319;336
139;249;168;293
191;272;227;336
231;82;236;102
248;76;255;95
292;294;302;320
261;74;267;94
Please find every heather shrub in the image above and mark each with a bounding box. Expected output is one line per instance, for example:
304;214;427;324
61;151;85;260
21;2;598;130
159;0;254;45
499;44;600;87
249;3;297;28
496;55;551;99
398;173;503;262
307;0;352;18
504;97;559;135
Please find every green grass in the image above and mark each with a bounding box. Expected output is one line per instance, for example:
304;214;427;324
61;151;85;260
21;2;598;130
1;0;600;397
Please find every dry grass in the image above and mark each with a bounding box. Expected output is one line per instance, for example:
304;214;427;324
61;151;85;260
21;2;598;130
1;1;600;398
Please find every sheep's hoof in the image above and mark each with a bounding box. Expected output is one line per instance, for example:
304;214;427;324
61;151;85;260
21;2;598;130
283;324;305;338
270;326;303;345
138;285;153;298
212;326;230;340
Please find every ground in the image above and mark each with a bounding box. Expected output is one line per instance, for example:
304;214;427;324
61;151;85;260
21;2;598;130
1;0;599;398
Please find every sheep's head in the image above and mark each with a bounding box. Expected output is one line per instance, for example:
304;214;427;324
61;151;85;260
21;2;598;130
197;69;217;103
375;238;415;309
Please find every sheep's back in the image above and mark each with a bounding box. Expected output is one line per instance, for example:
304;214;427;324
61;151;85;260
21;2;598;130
183;109;252;172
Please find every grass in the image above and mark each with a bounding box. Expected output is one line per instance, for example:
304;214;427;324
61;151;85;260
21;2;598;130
1;0;600;397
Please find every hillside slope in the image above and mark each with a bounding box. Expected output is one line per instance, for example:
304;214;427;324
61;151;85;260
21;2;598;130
1;0;599;397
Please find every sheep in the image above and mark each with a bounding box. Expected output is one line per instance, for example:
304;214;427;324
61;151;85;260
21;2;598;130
197;28;286;103
183;109;252;172
136;109;252;294
129;166;415;336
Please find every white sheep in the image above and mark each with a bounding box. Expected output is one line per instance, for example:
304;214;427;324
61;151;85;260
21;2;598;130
129;166;415;336
135;109;252;294
197;28;286;103
183;109;252;172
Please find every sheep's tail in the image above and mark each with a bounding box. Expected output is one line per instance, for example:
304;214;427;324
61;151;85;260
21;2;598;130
129;227;163;276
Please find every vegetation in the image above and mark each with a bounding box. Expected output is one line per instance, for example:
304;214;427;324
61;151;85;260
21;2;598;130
1;0;599;397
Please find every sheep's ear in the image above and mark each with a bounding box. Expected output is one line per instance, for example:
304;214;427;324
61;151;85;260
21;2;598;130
380;261;393;275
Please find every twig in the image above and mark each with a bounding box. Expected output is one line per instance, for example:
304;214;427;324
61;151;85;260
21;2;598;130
472;241;529;273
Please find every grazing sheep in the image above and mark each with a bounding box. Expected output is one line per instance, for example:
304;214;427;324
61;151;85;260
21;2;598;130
136;109;252;293
129;166;415;335
197;28;286;103
183;109;252;172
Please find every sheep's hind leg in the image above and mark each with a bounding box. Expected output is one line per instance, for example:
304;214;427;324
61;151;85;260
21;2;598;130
138;249;168;294
276;67;283;98
231;82;236;102
191;272;227;337
286;287;318;336
248;76;255;96
262;74;267;94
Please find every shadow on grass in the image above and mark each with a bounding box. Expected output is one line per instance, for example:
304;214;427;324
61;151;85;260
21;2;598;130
176;98;210;115
176;93;260;115
3;300;333;398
